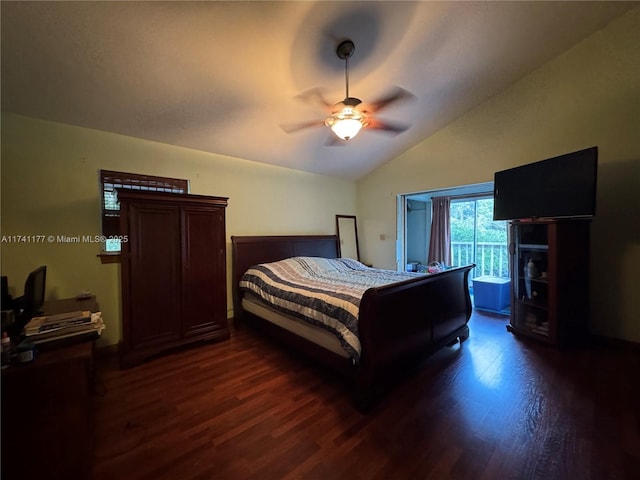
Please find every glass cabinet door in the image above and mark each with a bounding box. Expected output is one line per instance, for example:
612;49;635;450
511;223;551;339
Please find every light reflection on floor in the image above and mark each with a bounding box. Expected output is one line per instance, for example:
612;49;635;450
450;312;527;441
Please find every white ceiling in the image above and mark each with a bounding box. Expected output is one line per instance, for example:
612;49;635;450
1;1;635;180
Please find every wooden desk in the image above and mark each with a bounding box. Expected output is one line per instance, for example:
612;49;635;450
1;297;99;480
1;341;93;480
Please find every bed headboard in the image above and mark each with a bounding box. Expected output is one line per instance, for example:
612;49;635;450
230;235;339;316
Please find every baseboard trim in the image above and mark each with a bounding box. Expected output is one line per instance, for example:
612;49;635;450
95;343;118;359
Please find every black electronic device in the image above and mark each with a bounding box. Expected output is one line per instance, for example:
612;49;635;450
493;146;598;221
10;266;47;336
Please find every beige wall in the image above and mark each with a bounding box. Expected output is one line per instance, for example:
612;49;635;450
1;113;356;346
357;8;640;342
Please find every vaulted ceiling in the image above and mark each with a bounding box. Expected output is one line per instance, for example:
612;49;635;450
1;1;635;180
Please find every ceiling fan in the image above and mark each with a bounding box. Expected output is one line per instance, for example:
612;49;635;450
282;39;415;143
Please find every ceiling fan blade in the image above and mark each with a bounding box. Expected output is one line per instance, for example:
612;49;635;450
280;119;326;134
367;118;410;135
294;87;333;110
366;87;416;113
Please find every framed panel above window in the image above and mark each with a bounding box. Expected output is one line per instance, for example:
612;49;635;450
100;170;189;253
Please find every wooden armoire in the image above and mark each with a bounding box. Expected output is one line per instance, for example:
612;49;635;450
118;190;229;367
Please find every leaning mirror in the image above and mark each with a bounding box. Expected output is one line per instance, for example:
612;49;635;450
336;215;360;261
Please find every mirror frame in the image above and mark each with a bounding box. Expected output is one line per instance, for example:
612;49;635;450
335;215;360;261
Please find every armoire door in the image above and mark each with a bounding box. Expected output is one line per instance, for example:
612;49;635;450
181;206;227;338
125;203;182;351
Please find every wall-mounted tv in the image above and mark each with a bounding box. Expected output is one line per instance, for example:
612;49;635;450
493;146;597;221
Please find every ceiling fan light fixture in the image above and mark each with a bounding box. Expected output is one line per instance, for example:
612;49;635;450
323;39;368;141
325;101;368;140
328;117;363;141
283;38;413;141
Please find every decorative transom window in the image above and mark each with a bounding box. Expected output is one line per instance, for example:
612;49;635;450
100;170;189;252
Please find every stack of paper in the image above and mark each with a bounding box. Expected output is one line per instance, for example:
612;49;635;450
24;311;105;343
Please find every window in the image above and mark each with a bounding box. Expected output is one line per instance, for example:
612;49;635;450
100;170;189;252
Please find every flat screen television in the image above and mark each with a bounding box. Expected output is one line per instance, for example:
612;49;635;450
493;147;597;221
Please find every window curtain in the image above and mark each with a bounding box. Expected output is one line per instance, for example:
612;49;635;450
428;196;451;265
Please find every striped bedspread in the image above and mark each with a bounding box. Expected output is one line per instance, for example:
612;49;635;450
239;257;425;362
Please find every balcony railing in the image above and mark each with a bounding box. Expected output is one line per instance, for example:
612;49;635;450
451;241;509;279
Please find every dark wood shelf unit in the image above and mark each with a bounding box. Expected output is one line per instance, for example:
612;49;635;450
118;190;229;367
507;219;590;346
1;340;94;479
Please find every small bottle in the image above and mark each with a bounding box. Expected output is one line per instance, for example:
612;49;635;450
527;259;538;279
1;332;11;368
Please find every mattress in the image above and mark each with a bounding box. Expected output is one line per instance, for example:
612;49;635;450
242;293;350;359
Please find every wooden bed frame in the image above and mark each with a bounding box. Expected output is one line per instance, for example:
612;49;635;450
231;235;474;409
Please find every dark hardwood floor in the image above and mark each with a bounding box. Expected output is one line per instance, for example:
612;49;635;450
90;311;640;480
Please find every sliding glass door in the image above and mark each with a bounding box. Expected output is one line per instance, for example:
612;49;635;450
398;183;508;278
450;197;508;280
